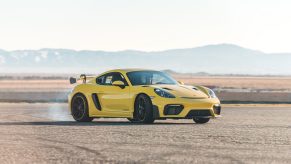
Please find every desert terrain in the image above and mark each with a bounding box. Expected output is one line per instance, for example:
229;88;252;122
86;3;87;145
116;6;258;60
1;75;291;103
0;75;290;163
2;75;291;91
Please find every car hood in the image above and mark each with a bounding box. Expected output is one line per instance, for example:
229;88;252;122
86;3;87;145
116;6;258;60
150;84;209;99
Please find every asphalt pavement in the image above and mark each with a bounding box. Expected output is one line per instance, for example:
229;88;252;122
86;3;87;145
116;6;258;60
0;103;290;164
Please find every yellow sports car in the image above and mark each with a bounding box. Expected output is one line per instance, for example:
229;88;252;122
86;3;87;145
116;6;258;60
69;69;221;124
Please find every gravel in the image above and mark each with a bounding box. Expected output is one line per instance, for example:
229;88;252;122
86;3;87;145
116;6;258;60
0;103;290;164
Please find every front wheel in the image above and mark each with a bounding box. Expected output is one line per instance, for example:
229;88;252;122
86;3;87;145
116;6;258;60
193;117;210;124
127;118;138;123
133;94;155;124
71;93;93;122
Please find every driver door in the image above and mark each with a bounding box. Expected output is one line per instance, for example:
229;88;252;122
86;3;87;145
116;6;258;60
94;72;131;117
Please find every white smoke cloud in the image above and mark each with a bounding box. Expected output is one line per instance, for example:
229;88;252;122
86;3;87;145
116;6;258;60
47;103;72;121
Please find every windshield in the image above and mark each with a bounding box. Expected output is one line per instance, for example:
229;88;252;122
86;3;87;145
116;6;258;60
126;71;178;86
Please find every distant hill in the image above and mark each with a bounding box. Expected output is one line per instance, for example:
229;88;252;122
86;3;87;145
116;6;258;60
1;44;291;75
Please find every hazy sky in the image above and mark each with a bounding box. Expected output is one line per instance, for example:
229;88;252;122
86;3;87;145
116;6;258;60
0;0;290;52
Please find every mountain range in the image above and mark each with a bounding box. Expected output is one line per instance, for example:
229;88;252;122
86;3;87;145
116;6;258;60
1;44;291;75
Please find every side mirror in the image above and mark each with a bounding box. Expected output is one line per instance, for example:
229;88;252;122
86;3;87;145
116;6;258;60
112;81;125;88
178;81;184;85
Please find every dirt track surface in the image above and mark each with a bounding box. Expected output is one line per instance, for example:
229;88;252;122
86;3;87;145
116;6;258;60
0;103;290;164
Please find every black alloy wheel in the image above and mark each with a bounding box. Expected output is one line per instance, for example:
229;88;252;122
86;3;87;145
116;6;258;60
132;94;155;124
71;93;93;122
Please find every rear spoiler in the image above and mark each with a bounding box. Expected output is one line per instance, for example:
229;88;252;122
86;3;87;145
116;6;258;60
69;74;95;84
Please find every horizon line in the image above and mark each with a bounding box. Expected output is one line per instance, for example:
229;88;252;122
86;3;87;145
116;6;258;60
0;43;265;53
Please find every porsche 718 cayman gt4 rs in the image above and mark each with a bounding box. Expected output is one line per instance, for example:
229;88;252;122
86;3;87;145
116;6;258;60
68;69;221;124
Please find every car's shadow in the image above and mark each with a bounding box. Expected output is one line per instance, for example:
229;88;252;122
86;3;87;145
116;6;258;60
0;121;196;126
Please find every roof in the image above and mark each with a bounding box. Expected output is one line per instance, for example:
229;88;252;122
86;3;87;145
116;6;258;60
107;68;158;73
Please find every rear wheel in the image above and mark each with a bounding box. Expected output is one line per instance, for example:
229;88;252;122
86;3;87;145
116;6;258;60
133;94;155;124
71;93;93;122
193;117;210;124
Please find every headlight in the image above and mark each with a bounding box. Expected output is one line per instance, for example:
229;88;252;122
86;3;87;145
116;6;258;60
154;88;175;98
207;89;217;98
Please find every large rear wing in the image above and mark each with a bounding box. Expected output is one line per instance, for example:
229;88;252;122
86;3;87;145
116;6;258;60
69;74;95;84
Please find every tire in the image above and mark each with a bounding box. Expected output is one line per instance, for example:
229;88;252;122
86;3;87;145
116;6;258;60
133;94;155;124
71;93;93;122
193;117;210;124
127;118;138;123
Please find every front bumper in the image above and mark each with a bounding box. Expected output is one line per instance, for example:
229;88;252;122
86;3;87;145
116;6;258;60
151;97;221;119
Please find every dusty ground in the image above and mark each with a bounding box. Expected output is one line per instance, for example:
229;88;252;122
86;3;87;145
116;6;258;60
0;103;290;163
2;76;291;91
0;80;70;92
1;76;291;103
176;76;291;91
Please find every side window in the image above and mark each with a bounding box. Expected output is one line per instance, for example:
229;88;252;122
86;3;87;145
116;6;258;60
104;75;113;85
112;73;128;86
96;75;105;85
96;72;128;86
96;74;114;85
